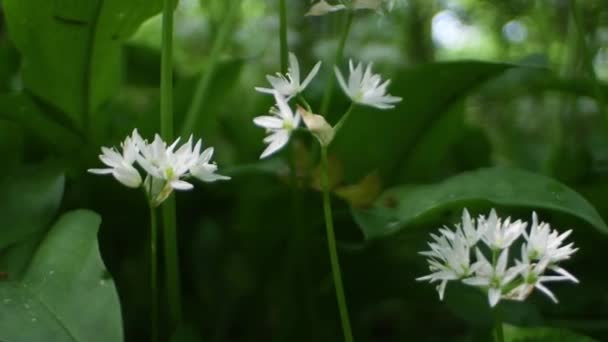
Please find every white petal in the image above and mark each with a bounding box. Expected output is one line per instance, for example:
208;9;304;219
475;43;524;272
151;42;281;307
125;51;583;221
253;116;284;129
260;130;290;159
535;283;558;303
193;169;231;182
334;66;351;99
255;86;276;94
112;167;142;188
170;179;194;191
488;288;502;307
273;91;294;121
496;248;509;275
437;280;448;301
549;266;579;283
300;60;322;90
288;52;300;85
462;277;490;287
88;168;113;175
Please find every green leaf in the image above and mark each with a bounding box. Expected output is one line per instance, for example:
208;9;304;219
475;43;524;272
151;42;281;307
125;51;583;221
353;167;608;239
0;163;65;249
0;210;123;342
0;120;24;170
3;0;162;128
0;93;84;155
330;61;515;183
504;324;598;342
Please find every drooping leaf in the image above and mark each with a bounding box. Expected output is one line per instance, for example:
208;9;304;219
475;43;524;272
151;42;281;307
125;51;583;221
330;61;515;183
353;167;608;239
3;0;163;128
0;210;123;342
504;324;597;342
0;163;65;249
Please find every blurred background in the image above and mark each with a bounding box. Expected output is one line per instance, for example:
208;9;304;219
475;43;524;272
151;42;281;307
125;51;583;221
1;0;608;341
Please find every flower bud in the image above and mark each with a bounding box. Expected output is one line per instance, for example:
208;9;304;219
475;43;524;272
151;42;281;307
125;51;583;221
297;106;335;147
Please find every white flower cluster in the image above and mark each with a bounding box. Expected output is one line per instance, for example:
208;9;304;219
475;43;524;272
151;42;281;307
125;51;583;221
253;53;401;158
417;209;578;307
89;129;230;206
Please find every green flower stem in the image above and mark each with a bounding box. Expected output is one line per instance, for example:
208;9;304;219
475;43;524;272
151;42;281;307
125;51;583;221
490;248;503;342
493;308;505;342
298;94;312;112
149;204;159;342
180;0;239;137
320;146;354;342
161;0;175;141
333;102;355;134
162;196;182;325
161;0;182;328
320;10;354;115
279;0;289;73
570;0;607;123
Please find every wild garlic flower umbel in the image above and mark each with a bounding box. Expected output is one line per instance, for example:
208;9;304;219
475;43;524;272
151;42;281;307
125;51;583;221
417;209;578;307
335;60;402;109
88;129;230;206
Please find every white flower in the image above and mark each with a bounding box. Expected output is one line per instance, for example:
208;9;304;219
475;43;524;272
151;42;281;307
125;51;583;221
255;52;321;99
253;91;301;159
334;60;402;109
88;129;144;188
89;130;229;205
305;1;346;16
507;244;578;303
524;212;578;264
190;147;232;182
479;209;527;250
459;208;485;246
138;135;230;188
306;0;385;16
418;208;579;308
463;248;527;307
137;135;198;191
417;227;475;300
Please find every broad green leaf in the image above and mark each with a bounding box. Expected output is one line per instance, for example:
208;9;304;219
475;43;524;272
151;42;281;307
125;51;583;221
504;324;597;342
0;163;65;249
0;93;84;155
0;210;123;342
353;167;608;239
330;61;515;183
3;0;162;127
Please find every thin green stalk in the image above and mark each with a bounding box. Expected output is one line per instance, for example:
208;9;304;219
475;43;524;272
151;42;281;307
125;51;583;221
333;103;355;134
180;0;239;136
298;94;312;112
161;0;175;140
493;309;504;342
162;196;182;325
490;248;503;342
321;10;354;115
570;0;607;122
279;0;289;73
161;0;182;328
321;146;354;342
149;205;159;342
